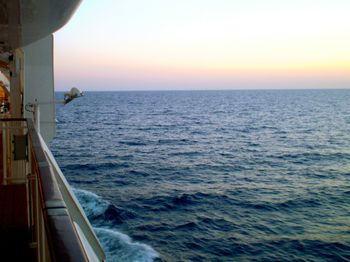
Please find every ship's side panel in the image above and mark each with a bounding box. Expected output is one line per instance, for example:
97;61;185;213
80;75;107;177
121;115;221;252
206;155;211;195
23;35;55;143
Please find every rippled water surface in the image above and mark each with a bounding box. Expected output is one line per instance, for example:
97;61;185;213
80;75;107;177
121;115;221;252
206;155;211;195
51;90;350;261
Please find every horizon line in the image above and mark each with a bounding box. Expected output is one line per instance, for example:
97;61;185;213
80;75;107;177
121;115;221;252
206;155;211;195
55;87;350;92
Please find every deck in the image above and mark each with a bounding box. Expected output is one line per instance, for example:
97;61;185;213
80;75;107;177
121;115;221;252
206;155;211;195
0;184;32;260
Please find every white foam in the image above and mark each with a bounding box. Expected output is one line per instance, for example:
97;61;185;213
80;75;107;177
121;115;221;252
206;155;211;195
95;227;159;262
73;188;159;262
73;188;110;217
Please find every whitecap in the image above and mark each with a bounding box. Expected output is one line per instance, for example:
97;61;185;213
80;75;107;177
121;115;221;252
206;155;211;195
73;188;110;217
72;188;159;262
95;227;159;262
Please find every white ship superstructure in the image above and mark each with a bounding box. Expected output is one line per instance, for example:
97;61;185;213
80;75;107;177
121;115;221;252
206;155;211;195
0;0;105;261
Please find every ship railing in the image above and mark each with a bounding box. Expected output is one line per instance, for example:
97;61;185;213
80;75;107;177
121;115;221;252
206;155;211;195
0;118;105;261
36;123;105;261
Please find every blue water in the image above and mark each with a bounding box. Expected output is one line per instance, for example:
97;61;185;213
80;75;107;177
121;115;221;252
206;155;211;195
51;90;350;261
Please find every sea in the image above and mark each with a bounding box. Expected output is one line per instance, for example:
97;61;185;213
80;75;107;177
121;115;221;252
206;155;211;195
50;90;350;262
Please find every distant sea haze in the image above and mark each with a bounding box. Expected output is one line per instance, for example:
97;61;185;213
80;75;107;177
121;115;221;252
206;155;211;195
52;90;350;261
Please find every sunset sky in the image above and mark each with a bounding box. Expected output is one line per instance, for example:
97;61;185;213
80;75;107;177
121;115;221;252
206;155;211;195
54;0;350;91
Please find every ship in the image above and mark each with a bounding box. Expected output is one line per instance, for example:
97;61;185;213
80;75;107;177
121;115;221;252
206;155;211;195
0;0;106;261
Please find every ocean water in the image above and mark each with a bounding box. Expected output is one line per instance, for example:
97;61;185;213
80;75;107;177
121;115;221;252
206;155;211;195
51;90;350;261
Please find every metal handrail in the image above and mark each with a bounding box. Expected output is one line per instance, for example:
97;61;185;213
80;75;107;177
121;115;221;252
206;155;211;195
41;136;105;261
27;119;89;261
0;118;104;261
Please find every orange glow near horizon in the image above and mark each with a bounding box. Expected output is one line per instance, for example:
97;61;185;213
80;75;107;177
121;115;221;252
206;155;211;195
54;0;350;90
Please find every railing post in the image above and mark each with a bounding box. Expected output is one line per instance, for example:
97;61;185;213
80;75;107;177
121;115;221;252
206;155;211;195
33;104;40;133
2;121;6;185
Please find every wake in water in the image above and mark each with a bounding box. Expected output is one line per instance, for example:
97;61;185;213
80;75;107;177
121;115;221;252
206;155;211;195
73;189;159;262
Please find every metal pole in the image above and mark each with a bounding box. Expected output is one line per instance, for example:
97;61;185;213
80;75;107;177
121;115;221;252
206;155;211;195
2;122;6;185
34;104;40;133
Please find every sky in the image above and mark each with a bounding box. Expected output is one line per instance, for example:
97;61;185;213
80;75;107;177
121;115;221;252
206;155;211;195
54;0;350;91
